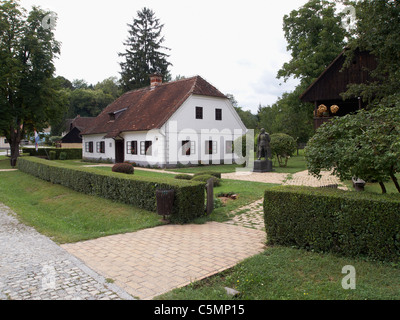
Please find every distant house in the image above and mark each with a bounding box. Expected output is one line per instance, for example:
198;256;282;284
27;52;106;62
300;49;378;130
60;116;95;148
0;137;9;149
81;74;247;167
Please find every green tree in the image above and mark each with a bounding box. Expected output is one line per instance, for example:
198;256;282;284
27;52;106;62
278;0;347;87
305;106;400;194
0;1;63;165
341;0;400;109
270;133;297;167
119;7;172;92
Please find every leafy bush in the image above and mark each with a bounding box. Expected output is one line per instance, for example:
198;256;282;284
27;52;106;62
270;133;296;167
112;163;134;174
192;174;221;187
264;186;400;263
22;147;82;160
59;152;67;160
193;171;222;179
305;106;400;194
174;174;193;180
49;151;56;160
17;157;205;224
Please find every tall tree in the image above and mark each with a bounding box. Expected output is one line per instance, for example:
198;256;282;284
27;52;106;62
278;0;347;87
342;0;400;109
0;0;63;165
119;7;172;92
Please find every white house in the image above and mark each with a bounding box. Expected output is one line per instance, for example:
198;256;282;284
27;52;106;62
81;75;247;167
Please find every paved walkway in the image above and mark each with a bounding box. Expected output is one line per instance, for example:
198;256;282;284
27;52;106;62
0;203;133;300
223;169;348;190
61;222;266;300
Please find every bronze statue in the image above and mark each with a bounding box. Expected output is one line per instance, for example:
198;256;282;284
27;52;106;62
257;128;271;160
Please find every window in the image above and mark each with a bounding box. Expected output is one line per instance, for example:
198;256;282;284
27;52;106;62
127;141;138;155
205;140;217;155
196;107;203;119
182;140;195;156
96;141;105;154
215;108;222;121
140;141;152;156
85;141;94;153
226;140;233;154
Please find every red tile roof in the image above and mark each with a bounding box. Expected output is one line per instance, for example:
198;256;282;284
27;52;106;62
81;76;227;138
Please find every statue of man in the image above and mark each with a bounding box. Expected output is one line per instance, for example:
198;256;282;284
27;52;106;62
257;128;271;160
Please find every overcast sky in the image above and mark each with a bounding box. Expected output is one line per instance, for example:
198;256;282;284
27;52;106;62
19;0;309;113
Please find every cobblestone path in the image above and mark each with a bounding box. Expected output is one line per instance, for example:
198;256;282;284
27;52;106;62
0;203;133;300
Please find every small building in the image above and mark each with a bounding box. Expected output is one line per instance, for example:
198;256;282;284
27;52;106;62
60;116;95;148
81;75;247;167
300;49;378;130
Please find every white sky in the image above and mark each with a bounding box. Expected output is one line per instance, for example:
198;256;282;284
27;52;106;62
19;0;309;113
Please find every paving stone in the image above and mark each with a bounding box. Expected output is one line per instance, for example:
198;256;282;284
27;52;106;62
0;203;134;300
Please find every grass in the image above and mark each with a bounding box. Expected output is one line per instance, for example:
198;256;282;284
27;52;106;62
156;246;400;300
167;150;308;175
0;166;164;244
51;160;277;223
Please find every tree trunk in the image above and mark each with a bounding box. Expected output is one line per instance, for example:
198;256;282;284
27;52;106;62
9;139;21;167
390;173;400;193
9;123;22;168
378;181;387;194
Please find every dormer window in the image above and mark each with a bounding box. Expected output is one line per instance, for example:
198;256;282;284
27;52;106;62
108;108;127;122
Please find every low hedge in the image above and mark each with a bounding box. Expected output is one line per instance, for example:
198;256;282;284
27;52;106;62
264;186;400;263
193;171;222;179
18;157;205;224
22;147;82;160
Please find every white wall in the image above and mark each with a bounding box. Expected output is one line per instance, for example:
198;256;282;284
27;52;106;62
163;94;247;165
121;130;165;167
82;134;114;161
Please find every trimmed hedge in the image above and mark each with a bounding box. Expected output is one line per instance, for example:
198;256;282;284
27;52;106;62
22;147;82;160
193;171;222;179
264;186;400;263
18;157;205;224
192;174;221;187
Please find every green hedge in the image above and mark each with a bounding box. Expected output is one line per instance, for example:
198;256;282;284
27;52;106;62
264;186;400;263
18;157;205;224
22;147;82;160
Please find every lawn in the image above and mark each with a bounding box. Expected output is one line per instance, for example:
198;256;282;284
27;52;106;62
0;167;164;244
52;160;277;223
0;158;275;242
167;149;308;175
156;246;400;300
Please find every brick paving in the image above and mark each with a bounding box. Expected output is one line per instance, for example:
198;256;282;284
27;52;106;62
61;222;266;300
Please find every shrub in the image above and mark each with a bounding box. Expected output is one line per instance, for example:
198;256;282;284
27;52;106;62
22;147;82;160
59;152;67;160
112;163;134;174
17;157;205;224
175;174;193;180
193;171;222;179
264;186;400;263
49;151;56;160
270;133;296;167
192;174;221;187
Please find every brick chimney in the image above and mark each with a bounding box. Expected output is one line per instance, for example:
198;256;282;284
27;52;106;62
149;73;163;89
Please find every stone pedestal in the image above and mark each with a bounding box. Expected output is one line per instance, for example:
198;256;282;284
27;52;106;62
253;160;273;173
